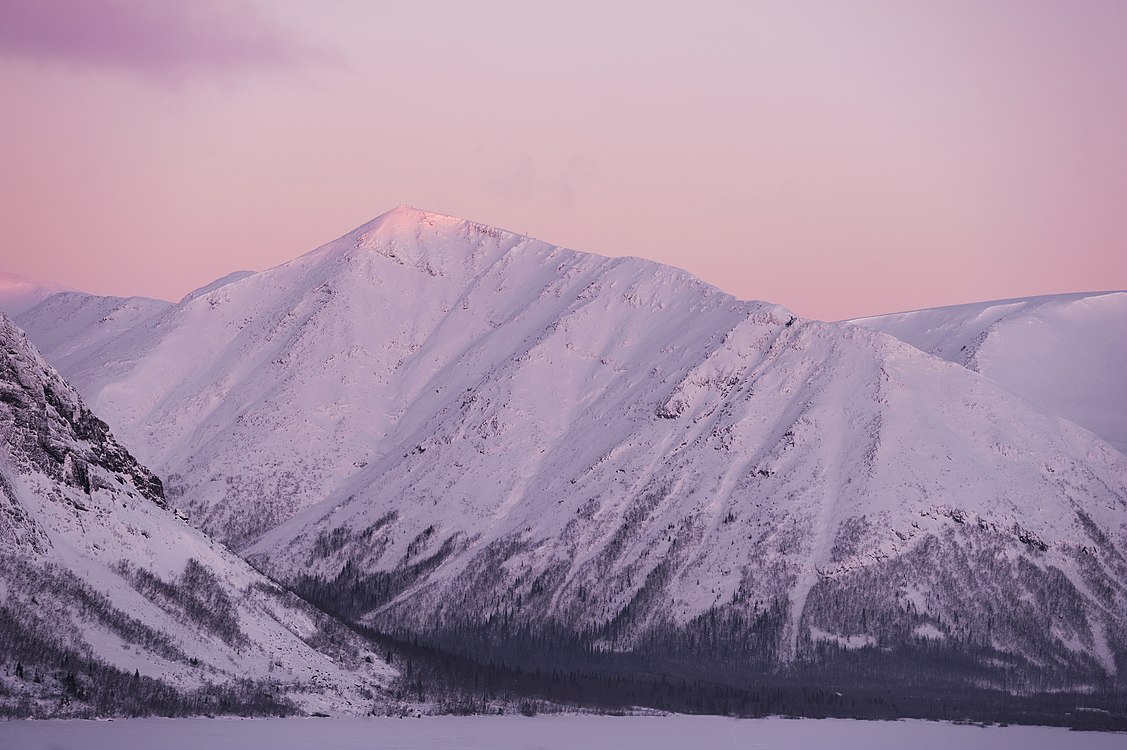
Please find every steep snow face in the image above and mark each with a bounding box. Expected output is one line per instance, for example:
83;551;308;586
0;314;392;717
0;271;74;316
17;207;1127;689
247;296;1127;677
851;292;1127;453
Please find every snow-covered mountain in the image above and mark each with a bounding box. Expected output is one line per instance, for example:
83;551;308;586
15;291;173;382
0;313;393;717
0;272;74;316
14;206;1127;695
851;292;1127;453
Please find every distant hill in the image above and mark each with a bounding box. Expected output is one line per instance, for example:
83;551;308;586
0;271;74;316
852;291;1127;453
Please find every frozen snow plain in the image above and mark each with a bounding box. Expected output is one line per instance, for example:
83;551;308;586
2;715;1124;750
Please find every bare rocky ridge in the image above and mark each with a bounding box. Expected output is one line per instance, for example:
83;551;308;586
1;315;164;507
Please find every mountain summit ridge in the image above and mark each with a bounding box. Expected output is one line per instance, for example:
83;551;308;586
14;206;797;550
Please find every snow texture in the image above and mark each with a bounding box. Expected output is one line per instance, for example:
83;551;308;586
1;715;1125;750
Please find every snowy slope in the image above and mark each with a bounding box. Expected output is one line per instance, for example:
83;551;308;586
24;206;760;548
15;291;174;386
851;292;1127;453
0;313;393;717
16;207;1127;693
0;271;74;316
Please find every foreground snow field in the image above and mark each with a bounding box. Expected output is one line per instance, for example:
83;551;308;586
1;715;1124;750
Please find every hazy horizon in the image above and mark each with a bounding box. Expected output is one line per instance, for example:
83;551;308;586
2;1;1125;320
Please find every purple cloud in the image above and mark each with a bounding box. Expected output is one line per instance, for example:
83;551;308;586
0;0;323;81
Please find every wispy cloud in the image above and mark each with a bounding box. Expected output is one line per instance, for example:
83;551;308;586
0;0;325;82
488;152;599;208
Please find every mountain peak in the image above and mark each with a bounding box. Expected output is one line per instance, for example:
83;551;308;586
284;204;530;282
364;204;468;235
344;205;531;250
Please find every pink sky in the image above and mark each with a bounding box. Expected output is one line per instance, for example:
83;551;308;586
1;0;1124;321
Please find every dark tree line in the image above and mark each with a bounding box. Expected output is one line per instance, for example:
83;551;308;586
113;558;246;648
286;533;1127;730
0;605;294;719
343;618;1127;730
